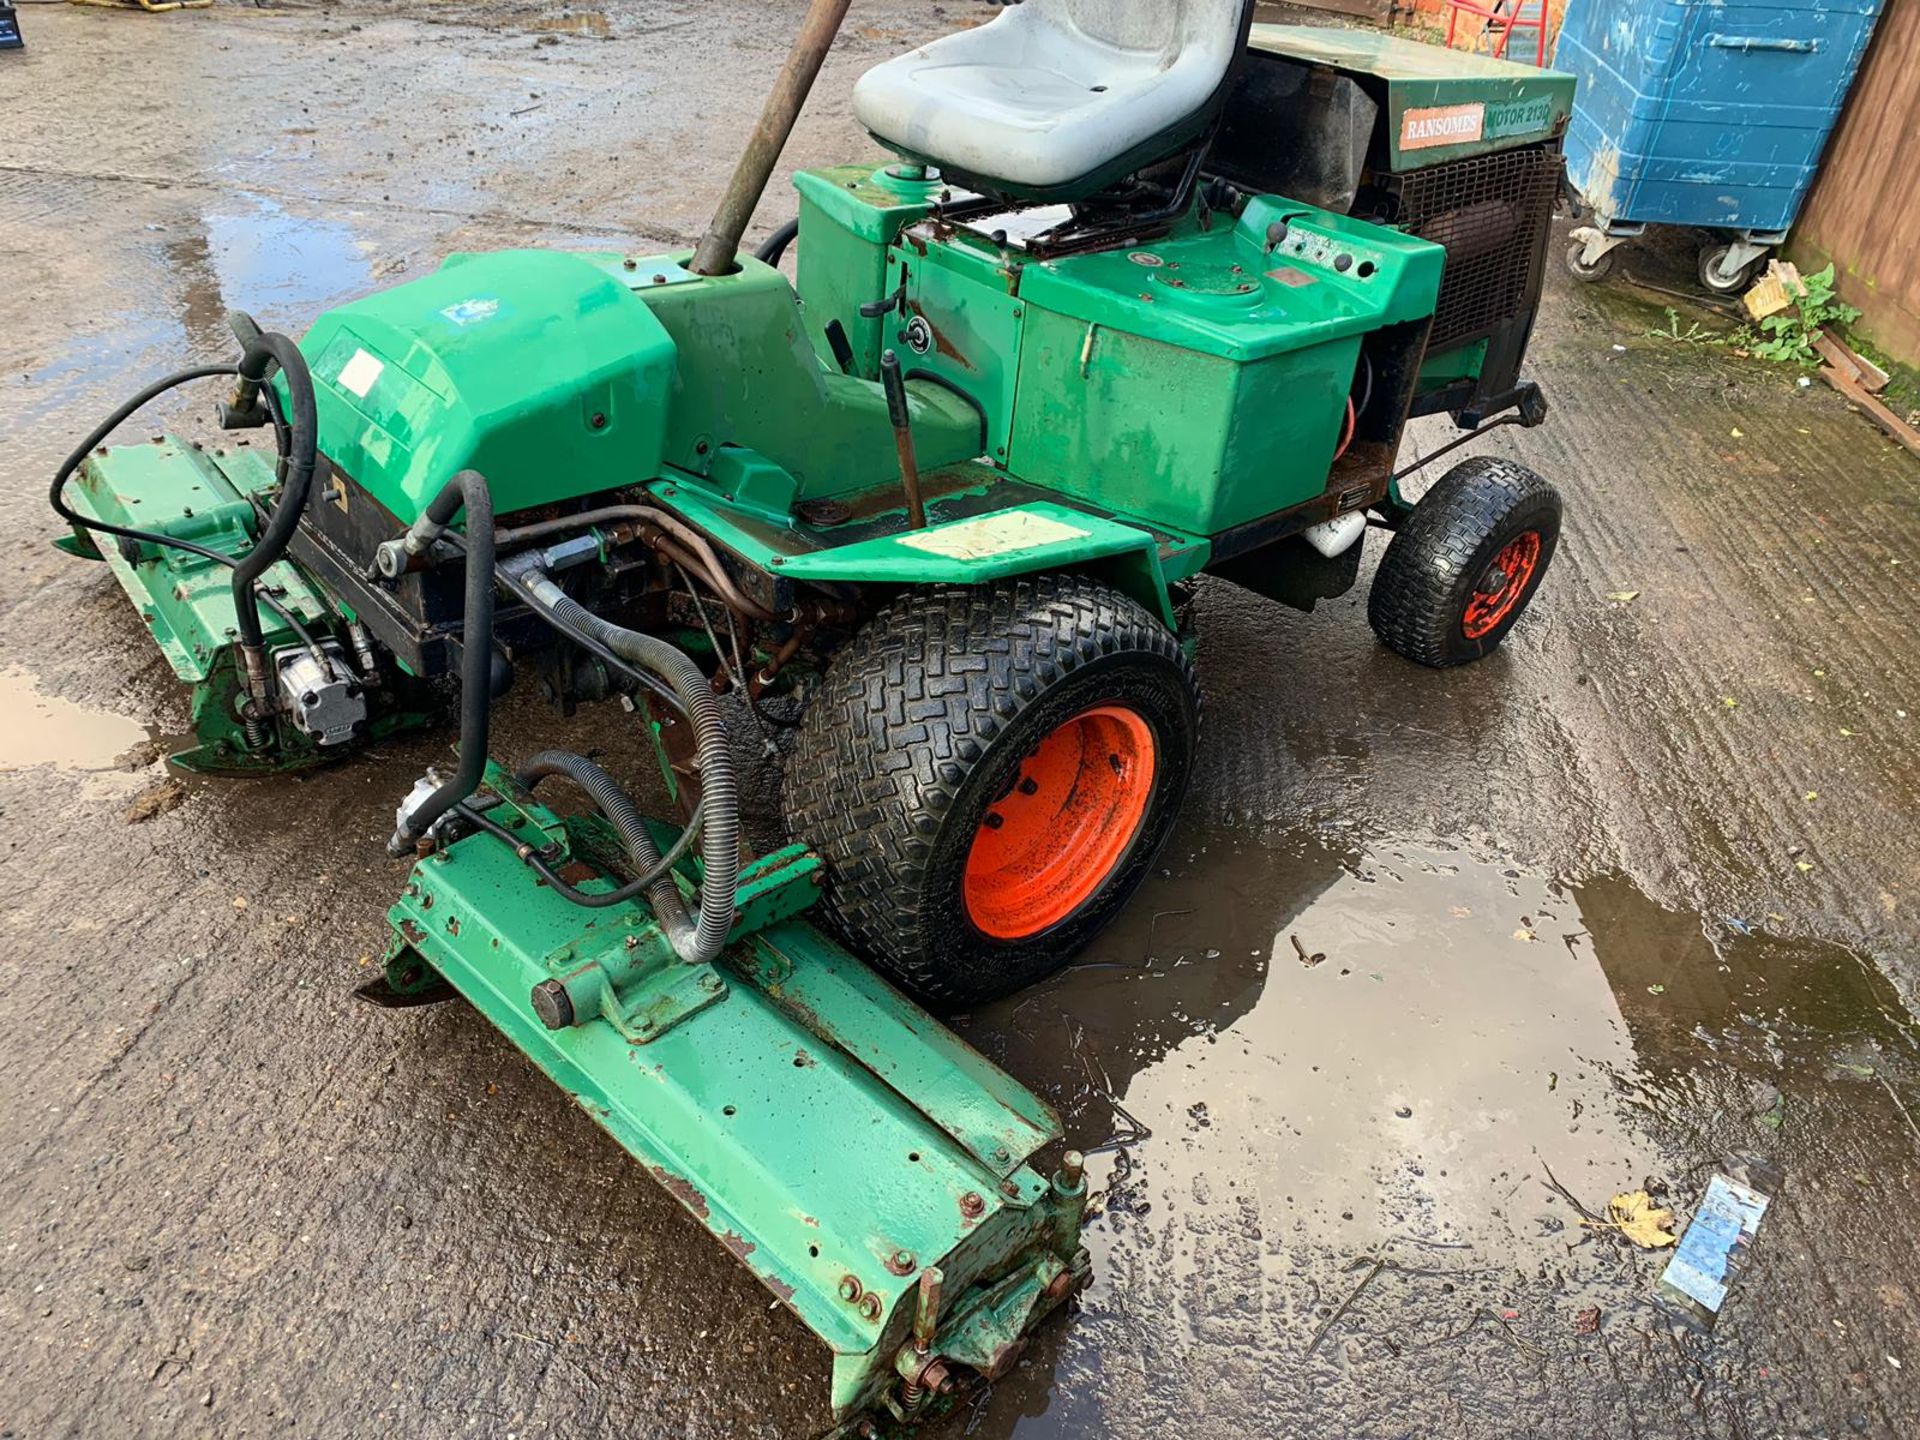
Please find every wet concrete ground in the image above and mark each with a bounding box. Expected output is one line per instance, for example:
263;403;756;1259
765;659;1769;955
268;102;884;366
3;3;1918;1437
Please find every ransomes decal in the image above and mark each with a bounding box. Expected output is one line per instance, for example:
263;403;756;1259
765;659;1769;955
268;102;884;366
1401;95;1559;153
1401;103;1484;150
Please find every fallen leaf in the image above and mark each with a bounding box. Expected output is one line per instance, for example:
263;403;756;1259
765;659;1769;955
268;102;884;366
1585;1190;1678;1248
1647;984;1666;995
1730;427;1744;438
1796;860;1816;873
1722;696;1739;708
1513;927;1538;942
1450;905;1473;918
1606;590;1641;603
1575;1306;1601;1334
232;896;249;910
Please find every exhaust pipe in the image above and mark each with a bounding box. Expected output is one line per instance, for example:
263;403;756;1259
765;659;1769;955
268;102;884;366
687;0;853;276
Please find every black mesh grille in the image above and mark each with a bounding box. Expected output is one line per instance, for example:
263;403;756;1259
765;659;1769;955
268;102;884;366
1396;147;1560;350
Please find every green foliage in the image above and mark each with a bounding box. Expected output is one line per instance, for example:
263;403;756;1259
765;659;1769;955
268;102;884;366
1734;263;1861;368
1647;307;1711;343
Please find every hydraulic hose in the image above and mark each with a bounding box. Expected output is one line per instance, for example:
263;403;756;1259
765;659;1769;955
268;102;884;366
387;470;496;856
516;572;740;965
47;361;347;681
229;330;318;653
509;753;693;926
754;217;799;267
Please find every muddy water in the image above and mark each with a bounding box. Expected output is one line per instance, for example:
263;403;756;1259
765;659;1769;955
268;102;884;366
932;823;1920;1438
0;666;153;772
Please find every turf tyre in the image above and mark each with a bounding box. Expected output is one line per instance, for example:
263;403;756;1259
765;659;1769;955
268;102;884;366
783;575;1199;1008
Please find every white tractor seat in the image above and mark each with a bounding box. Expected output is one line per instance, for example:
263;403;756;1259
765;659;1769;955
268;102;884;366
851;0;1251;195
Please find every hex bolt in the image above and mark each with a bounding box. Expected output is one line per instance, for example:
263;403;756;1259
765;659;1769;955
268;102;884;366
838;1275;863;1303
858;1293;884;1322
1059;1149;1086;1189
886;1249;917;1277
959;1191;985;1218
699;972;724;993
991;1145;1011;1164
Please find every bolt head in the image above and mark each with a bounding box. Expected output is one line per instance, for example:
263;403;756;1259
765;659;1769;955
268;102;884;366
886;1249;916;1276
858;1293;884;1322
838;1275;862;1302
959;1191;985;1218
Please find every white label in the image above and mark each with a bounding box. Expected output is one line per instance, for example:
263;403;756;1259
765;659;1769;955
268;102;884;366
1401;102;1486;151
337;348;384;399
896;510;1091;562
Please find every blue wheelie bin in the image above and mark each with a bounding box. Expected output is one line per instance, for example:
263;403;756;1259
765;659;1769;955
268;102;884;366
1553;0;1885;293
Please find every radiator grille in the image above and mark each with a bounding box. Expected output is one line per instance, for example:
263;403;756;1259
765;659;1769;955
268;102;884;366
1396;147;1560;350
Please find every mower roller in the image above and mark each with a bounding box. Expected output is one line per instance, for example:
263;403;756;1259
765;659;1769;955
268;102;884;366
49;1;1573;1430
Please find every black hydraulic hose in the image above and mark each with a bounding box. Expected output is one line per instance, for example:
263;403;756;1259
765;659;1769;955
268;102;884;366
47;363;348;678
387;471;496;855
505;752;697;921
453;799;705;910
754;217;799;266
229;330;318;652
489;556;683;713
516;574;739;965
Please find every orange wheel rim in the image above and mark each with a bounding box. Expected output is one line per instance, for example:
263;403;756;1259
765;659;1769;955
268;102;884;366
1462;529;1542;640
963;705;1158;941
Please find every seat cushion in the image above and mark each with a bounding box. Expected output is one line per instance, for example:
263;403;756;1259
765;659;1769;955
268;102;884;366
851;0;1245;192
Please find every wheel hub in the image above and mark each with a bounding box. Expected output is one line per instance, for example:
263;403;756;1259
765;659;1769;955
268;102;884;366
963;706;1157;941
1463;530;1542;640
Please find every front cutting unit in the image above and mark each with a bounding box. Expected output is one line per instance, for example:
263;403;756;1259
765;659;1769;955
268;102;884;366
48;2;1572;1432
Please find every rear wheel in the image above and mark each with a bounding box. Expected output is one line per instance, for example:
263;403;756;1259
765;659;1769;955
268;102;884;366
784;575;1199;1008
1368;456;1562;667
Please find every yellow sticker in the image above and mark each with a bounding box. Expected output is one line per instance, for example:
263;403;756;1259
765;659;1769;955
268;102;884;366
896;511;1092;562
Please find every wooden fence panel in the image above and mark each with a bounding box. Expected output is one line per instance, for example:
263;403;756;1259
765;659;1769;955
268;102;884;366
1793;0;1920;366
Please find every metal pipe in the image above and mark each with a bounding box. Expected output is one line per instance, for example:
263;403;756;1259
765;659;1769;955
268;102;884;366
688;0;853;276
880;349;928;530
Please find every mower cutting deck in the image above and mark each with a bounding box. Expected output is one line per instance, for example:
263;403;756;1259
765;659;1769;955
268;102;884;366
50;1;1574;1430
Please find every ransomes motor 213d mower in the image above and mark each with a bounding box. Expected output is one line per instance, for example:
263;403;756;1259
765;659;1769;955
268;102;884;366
49;0;1573;1429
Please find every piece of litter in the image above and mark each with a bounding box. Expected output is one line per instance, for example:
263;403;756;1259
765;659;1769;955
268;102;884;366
1606;590;1641;603
1796;860;1815;873
1730;427;1744;439
1574;1306;1601;1335
1611;344;1627;353
1722;696;1738;708
1655;1165;1777;1329
1804;791;1818;802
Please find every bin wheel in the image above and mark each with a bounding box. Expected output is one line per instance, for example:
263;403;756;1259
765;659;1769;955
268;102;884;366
1564;239;1614;283
1698;244;1762;297
1368;456;1562;668
784;575;1199;1009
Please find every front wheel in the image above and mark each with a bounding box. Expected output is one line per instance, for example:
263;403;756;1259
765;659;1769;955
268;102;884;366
1698;243;1762;297
784;576;1199;1009
1368;456;1562;667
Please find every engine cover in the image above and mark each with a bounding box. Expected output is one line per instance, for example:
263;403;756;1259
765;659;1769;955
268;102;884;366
292;249;678;522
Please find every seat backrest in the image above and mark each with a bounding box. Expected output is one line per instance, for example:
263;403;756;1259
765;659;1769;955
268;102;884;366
1037;0;1249;68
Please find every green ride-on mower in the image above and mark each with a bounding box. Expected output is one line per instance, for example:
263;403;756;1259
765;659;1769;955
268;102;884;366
49;1;1573;1430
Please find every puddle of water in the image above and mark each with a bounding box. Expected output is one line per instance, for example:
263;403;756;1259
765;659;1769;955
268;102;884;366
0;667;154;773
198;194;374;312
940;825;1920;1439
